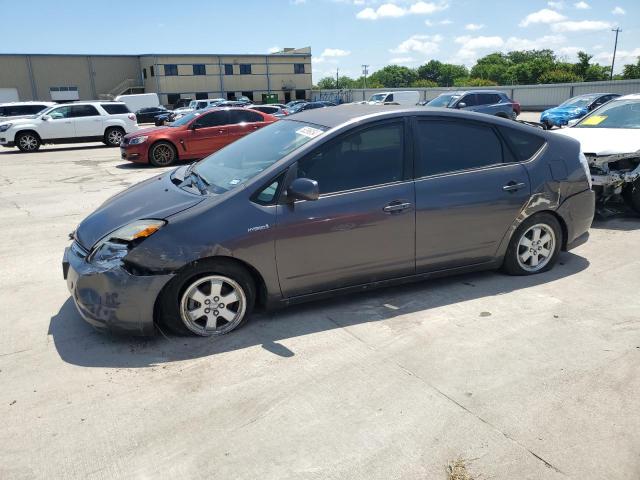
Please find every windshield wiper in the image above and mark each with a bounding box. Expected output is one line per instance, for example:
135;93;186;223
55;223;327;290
189;169;210;194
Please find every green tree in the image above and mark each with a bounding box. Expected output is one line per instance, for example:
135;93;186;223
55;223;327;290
573;51;609;81
453;77;498;87
411;79;438;88
538;69;583;84
622;57;640;79
471;53;510;84
368;65;418;88
315;76;337;89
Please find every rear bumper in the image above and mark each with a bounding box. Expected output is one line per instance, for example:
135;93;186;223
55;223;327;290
63;244;174;335
557;189;595;251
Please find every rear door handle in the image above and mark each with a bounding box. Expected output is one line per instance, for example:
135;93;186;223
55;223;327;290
383;201;412;213
503;181;526;192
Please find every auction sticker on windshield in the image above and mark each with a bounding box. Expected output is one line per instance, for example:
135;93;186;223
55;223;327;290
581;115;607;126
296;126;324;139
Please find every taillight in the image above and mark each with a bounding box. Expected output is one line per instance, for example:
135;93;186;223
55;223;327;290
282;109;289;115
128;114;136;121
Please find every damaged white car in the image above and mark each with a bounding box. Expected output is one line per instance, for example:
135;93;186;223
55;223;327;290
555;94;640;213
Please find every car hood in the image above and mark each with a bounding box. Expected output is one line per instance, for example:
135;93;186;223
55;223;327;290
554;128;640;155
74;170;204;249
541;106;587;119
0;116;38;127
125;126;170;138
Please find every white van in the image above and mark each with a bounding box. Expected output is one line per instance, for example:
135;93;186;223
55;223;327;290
368;91;420;106
115;93;160;112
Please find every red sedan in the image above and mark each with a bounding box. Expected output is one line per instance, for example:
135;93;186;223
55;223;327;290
121;107;277;167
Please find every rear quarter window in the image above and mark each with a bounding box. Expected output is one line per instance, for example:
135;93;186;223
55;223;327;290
101;104;130;114
499;126;546;162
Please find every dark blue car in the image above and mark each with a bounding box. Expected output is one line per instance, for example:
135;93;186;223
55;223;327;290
540;93;620;129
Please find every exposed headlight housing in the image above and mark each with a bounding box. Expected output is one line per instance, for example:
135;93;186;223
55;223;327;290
88;219;166;264
0;123;12;132
128;135;148;145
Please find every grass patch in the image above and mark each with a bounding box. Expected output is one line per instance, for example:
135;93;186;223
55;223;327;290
446;458;474;480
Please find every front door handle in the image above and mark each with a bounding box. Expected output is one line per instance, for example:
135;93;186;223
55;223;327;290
503;181;526;192
383;201;412;213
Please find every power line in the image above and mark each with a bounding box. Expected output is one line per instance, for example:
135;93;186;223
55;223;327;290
610;27;622;80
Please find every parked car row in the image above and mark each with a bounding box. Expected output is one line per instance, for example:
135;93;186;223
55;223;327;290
63;104;595;337
424;90;520;120
540;93;621;129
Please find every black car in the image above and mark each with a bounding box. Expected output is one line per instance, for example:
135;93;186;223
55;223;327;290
135;106;171;124
289;101;335;114
63;105;594;337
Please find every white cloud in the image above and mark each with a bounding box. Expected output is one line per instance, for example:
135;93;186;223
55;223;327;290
390;34;443;55
356;1;448;20
439;19;453;25
455;35;504;50
465;23;484;31
595;48;640;72
503;34;565;51
551;20;613;32
519;9;567;27
547;1;564;9
267;46;281;54
389;57;416;64
574;1;590;9
557;46;583;60
320;48;351;57
291;0;306;4
424;19;433;26
612;6;626;15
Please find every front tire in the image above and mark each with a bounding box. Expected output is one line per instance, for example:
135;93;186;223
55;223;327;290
158;260;256;336
104;127;125;147
15;132;41;152
149;141;177;167
502;213;562;276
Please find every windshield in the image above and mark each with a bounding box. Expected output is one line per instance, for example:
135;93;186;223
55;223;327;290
559;95;598;108
427;94;460;107
188;101;197;109
575;99;640;129
194;120;327;193
369;94;387;103
169;111;201;127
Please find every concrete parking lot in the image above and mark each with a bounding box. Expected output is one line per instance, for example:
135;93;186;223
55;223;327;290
1;134;639;480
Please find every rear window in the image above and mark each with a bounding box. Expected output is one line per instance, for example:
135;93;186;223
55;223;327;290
101;103;130;114
228;110;263;124
499;126;546;161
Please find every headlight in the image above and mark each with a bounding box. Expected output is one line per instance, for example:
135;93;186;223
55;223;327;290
0;123;12;132
128;136;148;145
88;219;165;263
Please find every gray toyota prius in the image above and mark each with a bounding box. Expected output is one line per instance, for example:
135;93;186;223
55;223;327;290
63;105;595;336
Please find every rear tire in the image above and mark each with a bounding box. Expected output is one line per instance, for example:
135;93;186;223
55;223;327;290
502;213;562;276
15;132;41;152
149;141;177;167
104;127;125;147
158;260;256;336
622;180;640;214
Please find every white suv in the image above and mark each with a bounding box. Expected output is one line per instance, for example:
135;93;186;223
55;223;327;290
0;101;55;121
0;101;138;152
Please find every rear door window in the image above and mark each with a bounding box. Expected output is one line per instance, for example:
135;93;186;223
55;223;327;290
477;93;501;105
71;105;100;117
415;120;503;177
228;110;263;124
101;104;130;114
458;94;478;107
194;111;229;127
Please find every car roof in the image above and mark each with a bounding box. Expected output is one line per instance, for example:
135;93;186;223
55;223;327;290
618;93;640;100
0;101;55;106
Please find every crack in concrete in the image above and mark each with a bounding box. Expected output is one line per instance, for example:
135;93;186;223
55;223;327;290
325;314;567;477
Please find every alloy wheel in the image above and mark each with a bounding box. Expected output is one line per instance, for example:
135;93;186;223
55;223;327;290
179;275;247;336
107;129;123;146
516;223;556;272
151;144;174;166
19;134;38;151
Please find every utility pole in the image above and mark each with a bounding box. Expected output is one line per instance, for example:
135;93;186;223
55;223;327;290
362;64;369;89
610;27;622;80
336;67;339;90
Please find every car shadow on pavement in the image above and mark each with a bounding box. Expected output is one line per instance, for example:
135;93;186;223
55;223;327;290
591;206;640;231
49;251;590;368
0;145;109;155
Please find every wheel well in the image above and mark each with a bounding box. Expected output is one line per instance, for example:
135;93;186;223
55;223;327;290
532;210;569;250
495;112;508;118
104;125;124;135
15;129;41;141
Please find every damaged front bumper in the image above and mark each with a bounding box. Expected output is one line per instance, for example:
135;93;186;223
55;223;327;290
63;241;174;336
586;152;640;198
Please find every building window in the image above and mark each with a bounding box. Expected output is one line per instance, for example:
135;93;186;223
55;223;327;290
195;92;208;100
239;64;251;75
164;64;178;76
294;63;305;74
226;92;236;100
296;89;306;100
167;94;180;107
193;64;206;76
150;66;155;77
143;68;147;79
224;64;233;75
241;91;254;101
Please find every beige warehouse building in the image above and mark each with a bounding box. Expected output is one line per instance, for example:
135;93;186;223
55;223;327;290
0;47;312;106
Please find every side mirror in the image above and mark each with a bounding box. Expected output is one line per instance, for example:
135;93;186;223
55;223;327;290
189;122;199;130
457;102;467;109
288;177;319;201
42;115;51;121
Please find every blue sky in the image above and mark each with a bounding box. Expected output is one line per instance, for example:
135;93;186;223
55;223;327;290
1;0;638;80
